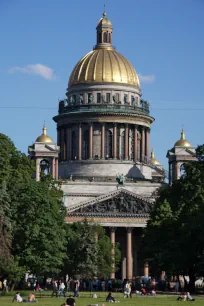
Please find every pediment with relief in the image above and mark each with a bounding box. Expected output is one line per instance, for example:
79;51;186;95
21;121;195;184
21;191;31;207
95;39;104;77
67;189;153;217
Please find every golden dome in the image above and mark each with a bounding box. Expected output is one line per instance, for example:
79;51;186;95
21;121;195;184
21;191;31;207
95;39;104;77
36;124;54;143
68;11;140;89
174;128;192;147
68;48;140;88
151;149;160;165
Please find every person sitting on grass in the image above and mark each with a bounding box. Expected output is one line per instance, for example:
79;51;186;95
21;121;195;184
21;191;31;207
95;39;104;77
66;294;76;306
106;292;116;303
177;294;186;301
28;293;37;303
150;290;156;296
186;292;195;301
12;292;23;303
141;287;146;295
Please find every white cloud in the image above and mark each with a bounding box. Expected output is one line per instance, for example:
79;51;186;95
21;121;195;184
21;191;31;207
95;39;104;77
138;74;155;84
9;64;56;81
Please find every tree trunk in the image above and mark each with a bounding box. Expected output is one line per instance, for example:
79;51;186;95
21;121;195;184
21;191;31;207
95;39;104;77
188;269;195;293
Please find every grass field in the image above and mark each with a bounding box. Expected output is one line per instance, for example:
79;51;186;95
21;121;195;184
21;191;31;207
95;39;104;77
0;292;203;306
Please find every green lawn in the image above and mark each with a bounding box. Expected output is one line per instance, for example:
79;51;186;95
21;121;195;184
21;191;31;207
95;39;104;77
0;293;203;306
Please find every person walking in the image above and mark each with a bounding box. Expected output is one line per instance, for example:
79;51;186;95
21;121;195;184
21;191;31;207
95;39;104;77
73;280;79;298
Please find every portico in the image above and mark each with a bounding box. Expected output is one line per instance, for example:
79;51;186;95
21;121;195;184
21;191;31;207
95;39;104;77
65;188;151;279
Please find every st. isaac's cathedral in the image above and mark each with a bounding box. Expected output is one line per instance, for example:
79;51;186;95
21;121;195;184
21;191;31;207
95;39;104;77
29;11;196;279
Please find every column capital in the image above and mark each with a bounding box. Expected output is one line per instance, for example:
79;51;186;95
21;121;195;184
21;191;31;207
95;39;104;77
101;122;106;126
113;122;117;127
88;122;93;127
126;227;133;233
125;123;129;128
110;227;117;233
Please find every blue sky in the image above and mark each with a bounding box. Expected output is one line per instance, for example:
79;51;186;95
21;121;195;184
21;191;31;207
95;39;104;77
0;0;203;169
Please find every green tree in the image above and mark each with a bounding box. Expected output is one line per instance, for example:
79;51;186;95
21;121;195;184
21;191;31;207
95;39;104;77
12;176;67;275
144;145;204;291
0;181;12;268
64;221;121;278
0;133;67;283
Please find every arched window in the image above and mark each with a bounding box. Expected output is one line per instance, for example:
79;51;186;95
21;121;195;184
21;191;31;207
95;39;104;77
99;32;102;43
180;163;185;178
109;33;111;43
106;130;113;158
83;130;89;160
104;32;107;43
40;159;50;175
72;131;77;160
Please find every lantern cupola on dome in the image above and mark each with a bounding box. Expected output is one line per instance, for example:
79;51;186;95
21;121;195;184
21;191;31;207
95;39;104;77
96;7;113;49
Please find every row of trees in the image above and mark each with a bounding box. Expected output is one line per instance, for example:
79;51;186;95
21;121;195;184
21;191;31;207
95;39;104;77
144;145;204;292
0;133;120;288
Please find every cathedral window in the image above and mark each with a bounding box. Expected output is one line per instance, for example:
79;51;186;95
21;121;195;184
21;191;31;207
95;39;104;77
115;93;120;102
40;159;50;175
97;93;101;103
83;130;89;160
180;163;186;178
88;93;93;104
106;93;110;103
104;32;107;43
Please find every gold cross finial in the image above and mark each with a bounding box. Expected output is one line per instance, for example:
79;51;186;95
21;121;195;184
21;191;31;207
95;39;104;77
103;3;107;17
181;125;185;140
42;121;47;135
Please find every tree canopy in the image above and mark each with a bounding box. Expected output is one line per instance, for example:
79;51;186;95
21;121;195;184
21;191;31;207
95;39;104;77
64;220;121;279
0;133;120;286
143;145;204;291
0;133;67;283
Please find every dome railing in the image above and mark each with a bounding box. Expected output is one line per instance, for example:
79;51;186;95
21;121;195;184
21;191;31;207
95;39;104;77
58;100;150;116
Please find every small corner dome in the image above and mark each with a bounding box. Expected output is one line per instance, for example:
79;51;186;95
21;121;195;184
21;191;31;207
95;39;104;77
151;149;161;165
174;128;192;148
35;124;54;143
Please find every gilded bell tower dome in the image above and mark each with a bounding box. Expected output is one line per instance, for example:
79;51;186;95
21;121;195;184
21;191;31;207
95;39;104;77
68;11;140;90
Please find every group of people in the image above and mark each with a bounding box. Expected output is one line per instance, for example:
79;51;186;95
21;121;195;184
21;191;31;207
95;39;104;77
0;279;8;291
12;292;36;303
52;279;80;298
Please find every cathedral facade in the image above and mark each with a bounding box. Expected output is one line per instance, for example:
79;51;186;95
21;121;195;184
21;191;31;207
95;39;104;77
29;11;196;280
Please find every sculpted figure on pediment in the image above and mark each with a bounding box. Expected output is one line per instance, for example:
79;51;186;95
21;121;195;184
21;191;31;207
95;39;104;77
77;192;152;215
